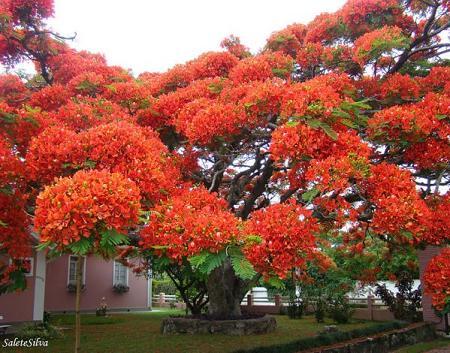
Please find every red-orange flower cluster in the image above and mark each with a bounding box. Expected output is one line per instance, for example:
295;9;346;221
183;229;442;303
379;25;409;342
244;202;319;279
140;186;240;260
380;73;420;101
27;121;180;203
423;248;450;312
229;52;293;83
0;0;54;22
423;195;450;245
353;26;407;66
34;170;141;247
366;163;430;242
0;136;31;284
174;98;247;145
340;0;403;35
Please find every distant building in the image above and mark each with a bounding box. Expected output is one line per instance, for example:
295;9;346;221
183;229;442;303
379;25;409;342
0;251;151;324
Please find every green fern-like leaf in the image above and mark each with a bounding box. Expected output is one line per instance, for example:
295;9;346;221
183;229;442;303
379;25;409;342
189;251;227;274
319;122;338;140
67;237;92;255
100;229;129;247
99;229;129;256
265;276;285;289
188;252;209;268
301;188;319;202
229;249;257;280
35;240;52;251
201;251;227;274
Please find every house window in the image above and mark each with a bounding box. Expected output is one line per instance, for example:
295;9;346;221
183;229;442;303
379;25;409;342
113;261;128;286
68;256;86;285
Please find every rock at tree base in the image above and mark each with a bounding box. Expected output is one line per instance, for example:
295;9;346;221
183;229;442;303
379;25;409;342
161;315;277;335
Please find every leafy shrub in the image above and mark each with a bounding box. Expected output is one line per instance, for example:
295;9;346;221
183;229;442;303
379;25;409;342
96;307;107;316
96;297;108;316
43;311;51;326
153;278;178;295
375;271;422;322
232;321;406;353
17;323;62;339
314;300;326;323
328;296;354;324
287;297;304;319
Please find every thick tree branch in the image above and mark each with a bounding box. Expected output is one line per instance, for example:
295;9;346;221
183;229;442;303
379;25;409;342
388;1;449;74
227;150;264;208
238;159;273;219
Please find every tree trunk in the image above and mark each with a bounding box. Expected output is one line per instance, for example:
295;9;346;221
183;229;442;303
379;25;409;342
74;256;82;353
206;259;248;319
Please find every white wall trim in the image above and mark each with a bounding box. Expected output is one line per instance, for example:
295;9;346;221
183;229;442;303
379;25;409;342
32;252;46;321
147;269;152;309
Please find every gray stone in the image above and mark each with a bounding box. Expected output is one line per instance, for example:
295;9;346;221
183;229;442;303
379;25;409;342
324;325;339;333
161;315;277;335
390;332;403;349
347;341;372;353
369;335;390;353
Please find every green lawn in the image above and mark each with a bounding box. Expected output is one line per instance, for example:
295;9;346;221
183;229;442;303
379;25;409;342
4;310;379;353
393;337;450;353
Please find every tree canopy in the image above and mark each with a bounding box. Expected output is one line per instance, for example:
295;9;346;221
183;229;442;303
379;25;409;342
0;0;449;314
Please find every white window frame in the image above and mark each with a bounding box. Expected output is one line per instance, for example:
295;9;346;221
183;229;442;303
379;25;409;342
67;255;86;285
113;260;129;286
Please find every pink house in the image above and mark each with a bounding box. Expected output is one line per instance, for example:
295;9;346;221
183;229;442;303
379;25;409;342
0;251;152;324
0;250;46;323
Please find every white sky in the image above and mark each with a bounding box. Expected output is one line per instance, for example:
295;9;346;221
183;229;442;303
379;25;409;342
48;0;346;75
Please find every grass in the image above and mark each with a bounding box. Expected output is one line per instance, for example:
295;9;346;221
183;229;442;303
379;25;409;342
3;310;379;353
393;337;450;353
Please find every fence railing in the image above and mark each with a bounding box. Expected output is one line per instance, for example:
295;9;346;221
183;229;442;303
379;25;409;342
152;293;389;308
152;293;179;307
152;292;399;321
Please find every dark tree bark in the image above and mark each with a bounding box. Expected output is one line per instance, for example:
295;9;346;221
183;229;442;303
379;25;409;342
206;259;249;318
165;263;209;315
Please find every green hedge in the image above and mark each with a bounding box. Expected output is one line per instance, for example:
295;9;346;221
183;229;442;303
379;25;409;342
232;321;407;353
152;279;178;295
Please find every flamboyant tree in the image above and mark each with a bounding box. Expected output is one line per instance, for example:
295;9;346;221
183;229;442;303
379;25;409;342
0;0;449;322
35;170;141;352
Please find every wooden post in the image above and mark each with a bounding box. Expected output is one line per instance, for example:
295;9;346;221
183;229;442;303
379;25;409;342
274;294;281;307
367;295;374;321
75;256;82;353
247;294;253;307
